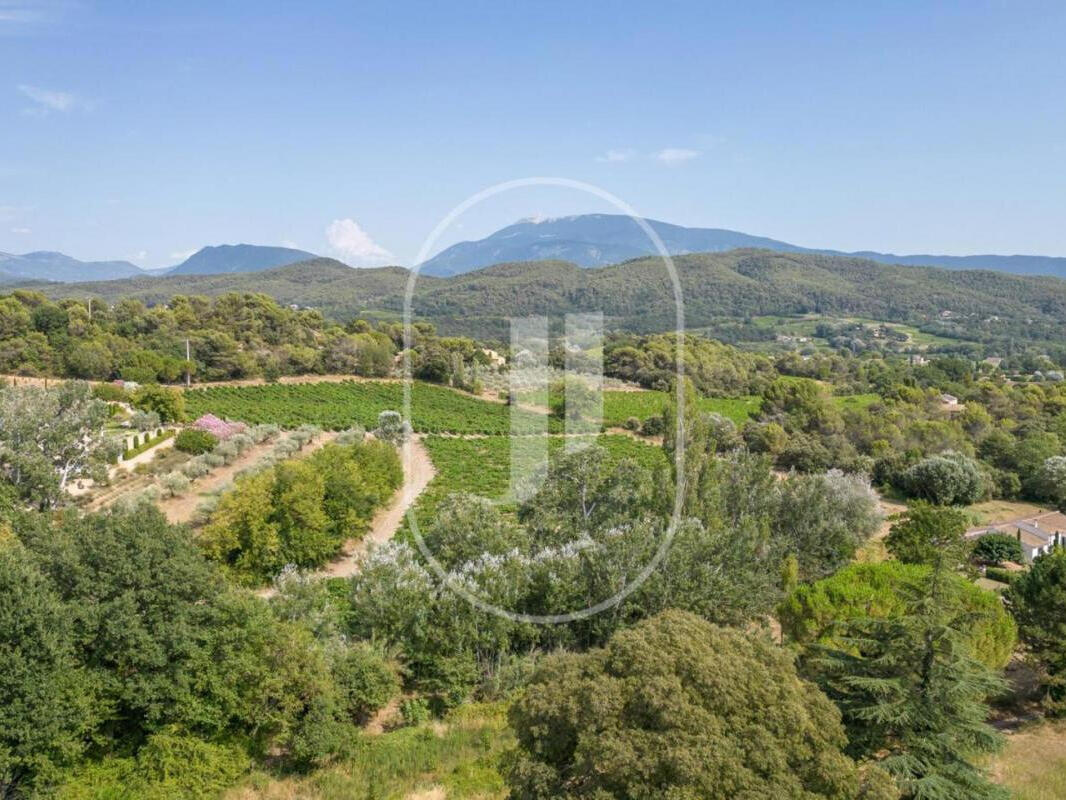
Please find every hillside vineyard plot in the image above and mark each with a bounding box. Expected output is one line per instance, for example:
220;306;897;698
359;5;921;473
184;380;550;434
398;433;669;541
602;391;763;426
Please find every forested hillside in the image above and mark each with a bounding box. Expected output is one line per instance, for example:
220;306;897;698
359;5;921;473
21;249;1066;344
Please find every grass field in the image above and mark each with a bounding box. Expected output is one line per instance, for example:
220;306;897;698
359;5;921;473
966;500;1048;527
990;720;1066;799
227;703;510;800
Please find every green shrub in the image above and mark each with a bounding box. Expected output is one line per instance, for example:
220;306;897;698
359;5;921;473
901;451;984;505
779;561;1017;669
639;414;664;436
333;643;401;724
174;428;218;455
506;610;890;800
92;383;128;403
51;733;250;800
400;697;430;726
985;566;1017;584
972;533;1024;565
160;472;191;498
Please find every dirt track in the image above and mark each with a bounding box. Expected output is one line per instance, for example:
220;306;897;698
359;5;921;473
320;436;436;578
256;436;436;598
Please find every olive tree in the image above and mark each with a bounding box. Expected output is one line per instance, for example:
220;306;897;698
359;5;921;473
0;381;116;508
901;452;983;506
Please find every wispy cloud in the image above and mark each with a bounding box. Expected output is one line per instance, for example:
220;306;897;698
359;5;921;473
10;226;31;234
0;1;51;27
17;83;81;114
596;148;636;163
326;218;394;266
169;248;197;262
654;147;701;166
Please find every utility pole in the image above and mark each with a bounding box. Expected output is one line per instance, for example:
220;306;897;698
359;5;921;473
185;338;191;388
87;298;92;323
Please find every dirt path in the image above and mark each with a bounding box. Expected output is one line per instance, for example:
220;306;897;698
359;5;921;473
320;436;435;578
158;431;337;524
115;433;176;471
257;437;435;599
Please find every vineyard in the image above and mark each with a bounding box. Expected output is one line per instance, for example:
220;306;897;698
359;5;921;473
184;380;878;437
399;433;668;542
602;390;762;426
604;389;876;426
184;380;546;434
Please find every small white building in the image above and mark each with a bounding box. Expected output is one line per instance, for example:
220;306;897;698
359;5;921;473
966;511;1066;563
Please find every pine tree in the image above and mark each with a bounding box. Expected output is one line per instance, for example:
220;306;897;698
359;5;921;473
1005;547;1066;712
808;506;1008;799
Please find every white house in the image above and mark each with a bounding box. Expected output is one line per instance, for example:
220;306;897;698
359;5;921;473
966;511;1066;563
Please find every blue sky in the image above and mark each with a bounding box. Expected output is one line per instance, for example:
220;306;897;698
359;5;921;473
3;0;1066;268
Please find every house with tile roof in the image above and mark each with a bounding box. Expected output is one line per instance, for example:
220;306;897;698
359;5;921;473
966;510;1066;562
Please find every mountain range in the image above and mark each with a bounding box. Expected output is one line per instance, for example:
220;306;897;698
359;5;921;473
0;244;321;284
7;216;1066;284
22;250;1066;344
419;214;1066;279
0;251;144;283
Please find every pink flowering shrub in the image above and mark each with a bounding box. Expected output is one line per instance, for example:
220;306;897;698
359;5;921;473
191;413;247;441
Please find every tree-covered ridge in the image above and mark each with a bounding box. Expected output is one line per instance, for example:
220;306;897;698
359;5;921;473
17;249;1066;346
0;289;491;385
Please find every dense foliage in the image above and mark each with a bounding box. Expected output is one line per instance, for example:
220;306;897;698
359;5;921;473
797;506;1009;799
24;251;1066;357
1;505;398;795
780;561;1017;670
972;533;1024;566
506;610;898;800
1006;548;1066;712
173;427;218;454
0;381;116;509
0;290;490;389
1;293;1053;799
200;439;401;584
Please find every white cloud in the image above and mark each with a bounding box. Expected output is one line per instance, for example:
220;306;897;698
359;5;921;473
0;1;64;28
130;249;148;262
169;248;197;262
17;83;78;113
596;148;636;163
654;147;701;166
325;218;394;266
10;226;30;234
280;238;299;249
0;3;44;25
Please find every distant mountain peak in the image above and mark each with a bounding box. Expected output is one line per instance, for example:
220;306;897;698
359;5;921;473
0;251;144;282
418;213;1066;279
167;243;321;276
